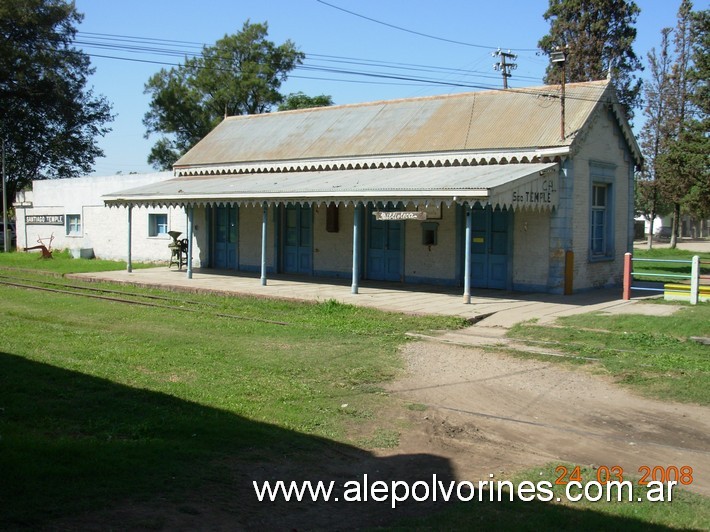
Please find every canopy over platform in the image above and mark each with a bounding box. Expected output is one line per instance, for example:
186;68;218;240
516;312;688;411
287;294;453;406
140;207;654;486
104;162;560;211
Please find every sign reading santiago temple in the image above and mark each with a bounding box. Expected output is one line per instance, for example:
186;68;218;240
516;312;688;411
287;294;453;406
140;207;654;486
25;214;65;225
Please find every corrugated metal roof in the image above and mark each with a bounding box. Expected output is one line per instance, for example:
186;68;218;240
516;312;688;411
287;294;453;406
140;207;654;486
174;80;638;169
104;162;559;210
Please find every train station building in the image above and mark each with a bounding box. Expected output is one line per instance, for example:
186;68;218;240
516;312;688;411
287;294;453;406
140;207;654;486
18;79;642;298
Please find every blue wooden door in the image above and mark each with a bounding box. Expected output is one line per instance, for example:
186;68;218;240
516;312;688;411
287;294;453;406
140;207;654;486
368;208;403;282
470;205;509;289
471;206;489;287
283;204;312;274
213;205;238;269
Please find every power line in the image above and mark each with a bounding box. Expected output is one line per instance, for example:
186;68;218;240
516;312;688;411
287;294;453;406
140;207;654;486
296;64;498;89
71;31;613;105
78;31;206;50
77;31;538;80
83;51;503;89
75;31;542;87
82;49;611;105
315;0;540;52
307;54;539;82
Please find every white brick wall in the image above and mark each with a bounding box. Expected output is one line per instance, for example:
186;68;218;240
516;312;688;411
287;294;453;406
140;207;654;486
313;204;354;276
404;204;457;282
569;107;634;290
512;208;550;289
237;204;275;270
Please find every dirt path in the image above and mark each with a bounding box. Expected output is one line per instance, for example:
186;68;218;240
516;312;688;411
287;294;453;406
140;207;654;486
386;340;710;496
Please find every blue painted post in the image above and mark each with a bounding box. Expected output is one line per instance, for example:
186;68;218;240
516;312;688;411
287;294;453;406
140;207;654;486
261;202;268;286
351;202;361;294
463;204;472;303
126;205;133;273
186;205;194;279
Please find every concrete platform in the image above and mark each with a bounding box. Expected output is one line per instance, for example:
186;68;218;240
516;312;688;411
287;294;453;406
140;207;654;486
70;267;673;329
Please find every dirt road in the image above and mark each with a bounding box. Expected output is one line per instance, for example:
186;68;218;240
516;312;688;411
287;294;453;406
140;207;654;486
387;340;710;496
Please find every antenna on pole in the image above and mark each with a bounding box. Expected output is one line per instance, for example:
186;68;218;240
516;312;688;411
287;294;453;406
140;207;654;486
550;46;568;140
492;49;517;89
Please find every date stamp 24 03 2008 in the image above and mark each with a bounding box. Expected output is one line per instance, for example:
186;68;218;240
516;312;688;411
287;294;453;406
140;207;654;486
548;464;695;503
555;464;694;487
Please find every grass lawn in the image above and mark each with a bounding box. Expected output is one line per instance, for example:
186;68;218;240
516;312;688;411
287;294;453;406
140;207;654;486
0;269;464;527
507;303;710;404
631;247;710;284
0;248;155;274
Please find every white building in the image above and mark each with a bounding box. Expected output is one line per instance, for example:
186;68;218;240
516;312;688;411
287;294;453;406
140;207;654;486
105;80;642;295
14;172;200;263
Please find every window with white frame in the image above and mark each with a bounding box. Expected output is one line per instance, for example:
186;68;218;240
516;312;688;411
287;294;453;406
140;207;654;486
66;214;81;236
149;213;168;237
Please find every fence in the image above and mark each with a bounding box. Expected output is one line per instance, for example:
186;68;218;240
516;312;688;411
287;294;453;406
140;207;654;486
622;252;706;305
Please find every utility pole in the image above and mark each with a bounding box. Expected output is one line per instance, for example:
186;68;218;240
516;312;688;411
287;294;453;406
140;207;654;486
550;47;568;140
492;49;517;89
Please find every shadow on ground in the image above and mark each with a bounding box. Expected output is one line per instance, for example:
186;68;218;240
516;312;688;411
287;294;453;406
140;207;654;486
0;352;676;530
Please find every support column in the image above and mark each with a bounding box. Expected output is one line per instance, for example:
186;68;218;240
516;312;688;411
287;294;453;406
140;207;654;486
126;205;133;273
351;202;361;294
622;252;632;300
463;204;472;303
260;202;268;286
186;205;194;279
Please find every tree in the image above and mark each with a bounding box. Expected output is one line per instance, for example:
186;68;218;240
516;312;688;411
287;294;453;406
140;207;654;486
683;8;710;221
0;0;113;203
278;92;333;111
538;0;643;120
655;0;707;247
143;21;304;170
637;28;674;248
635;177;671;244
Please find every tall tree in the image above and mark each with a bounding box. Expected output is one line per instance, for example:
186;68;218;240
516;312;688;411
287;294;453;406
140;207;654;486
143;21;304;170
637;28;674;249
656;0;707;247
0;0;113;203
684;7;709;223
538;0;643;119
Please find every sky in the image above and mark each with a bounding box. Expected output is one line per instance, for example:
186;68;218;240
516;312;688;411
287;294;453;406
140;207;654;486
71;0;688;176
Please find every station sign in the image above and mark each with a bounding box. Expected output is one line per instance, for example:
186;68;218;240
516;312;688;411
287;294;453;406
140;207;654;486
26;214;65;225
374;211;426;221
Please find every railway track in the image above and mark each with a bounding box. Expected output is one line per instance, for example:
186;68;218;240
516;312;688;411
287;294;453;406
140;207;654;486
0;272;290;326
